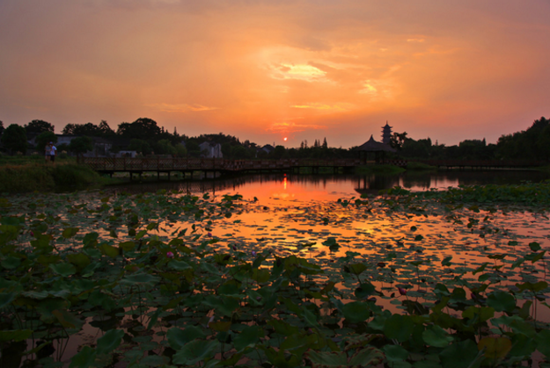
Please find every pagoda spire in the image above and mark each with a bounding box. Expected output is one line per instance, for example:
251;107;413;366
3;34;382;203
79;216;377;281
381;121;393;144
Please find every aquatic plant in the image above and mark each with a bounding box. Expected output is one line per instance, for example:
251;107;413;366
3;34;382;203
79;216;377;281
0;188;549;367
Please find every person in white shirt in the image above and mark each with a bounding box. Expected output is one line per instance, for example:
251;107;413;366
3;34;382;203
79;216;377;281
49;142;57;163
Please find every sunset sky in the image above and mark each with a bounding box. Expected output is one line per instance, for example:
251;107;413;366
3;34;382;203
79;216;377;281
1;0;549;147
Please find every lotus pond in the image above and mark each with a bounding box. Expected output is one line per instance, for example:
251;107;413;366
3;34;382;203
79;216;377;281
1;180;550;368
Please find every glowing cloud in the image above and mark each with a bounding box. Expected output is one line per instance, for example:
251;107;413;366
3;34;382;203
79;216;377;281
267;121;325;133
145;103;217;113
359;79;397;100
268;63;326;82
291;102;354;111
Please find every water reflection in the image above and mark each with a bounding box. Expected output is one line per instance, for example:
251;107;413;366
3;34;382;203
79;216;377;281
108;170;550;201
401;170;550;190
354;175;401;195
6;170;550;367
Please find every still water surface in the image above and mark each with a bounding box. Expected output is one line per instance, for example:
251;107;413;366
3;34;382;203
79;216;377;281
112;170;550;203
9;170;550;366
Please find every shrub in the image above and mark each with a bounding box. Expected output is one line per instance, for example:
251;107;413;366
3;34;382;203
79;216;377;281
0;163;102;193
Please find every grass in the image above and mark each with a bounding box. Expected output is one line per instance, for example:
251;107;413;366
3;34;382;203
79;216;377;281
355;164;405;175
536;164;550;174
0;162;115;193
0;153;76;166
405;161;437;171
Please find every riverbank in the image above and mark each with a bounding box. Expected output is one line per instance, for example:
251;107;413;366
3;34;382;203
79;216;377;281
0;162;119;193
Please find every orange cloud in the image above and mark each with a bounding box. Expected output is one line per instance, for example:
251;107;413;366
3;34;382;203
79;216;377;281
291;102;354;111
267;121;325;133
267;63;327;82
145;103;217;113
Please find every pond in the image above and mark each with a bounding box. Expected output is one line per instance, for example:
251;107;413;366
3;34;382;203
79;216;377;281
108;169;550;199
1;170;550;367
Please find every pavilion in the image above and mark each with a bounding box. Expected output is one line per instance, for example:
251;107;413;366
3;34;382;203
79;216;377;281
356;135;396;163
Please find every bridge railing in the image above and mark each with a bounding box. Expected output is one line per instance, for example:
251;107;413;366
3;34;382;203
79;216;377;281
77;157;366;172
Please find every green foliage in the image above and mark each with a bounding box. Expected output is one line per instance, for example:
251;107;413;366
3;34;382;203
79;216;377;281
0;186;549;367
355;164;405;175
24;119;54;135
1;124;27;154
0;163;103;192
155;139;176;155
128;138;152;155
62;120;115;137
273;145;287;159
406;161;437;170
174;143;187;157
117;117;161;140
69;137;94;156
185;140;201;157
496;117;550;160
36;131;58;153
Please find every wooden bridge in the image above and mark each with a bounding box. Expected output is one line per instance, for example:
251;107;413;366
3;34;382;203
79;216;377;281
77;157;384;178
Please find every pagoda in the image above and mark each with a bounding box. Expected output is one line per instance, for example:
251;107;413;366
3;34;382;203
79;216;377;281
382;121;392;145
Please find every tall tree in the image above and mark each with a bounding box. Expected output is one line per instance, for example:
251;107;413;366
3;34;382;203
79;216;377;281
62;122;100;136
36;131;58;153
98;120;115;137
69;137;94;157
62;121;114;137
117;118;161;140
0;121;4;136
128;139;153;155
25;120;54;136
390;132;408;150
1;124;28;154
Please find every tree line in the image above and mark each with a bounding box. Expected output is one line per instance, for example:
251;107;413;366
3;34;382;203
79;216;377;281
1;116;549;161
393;117;550;161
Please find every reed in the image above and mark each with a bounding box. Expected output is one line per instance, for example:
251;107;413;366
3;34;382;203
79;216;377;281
405;161;437;170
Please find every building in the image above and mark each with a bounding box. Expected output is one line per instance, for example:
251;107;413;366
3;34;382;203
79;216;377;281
382;121;392;145
199;141;223;158
356;135;396;163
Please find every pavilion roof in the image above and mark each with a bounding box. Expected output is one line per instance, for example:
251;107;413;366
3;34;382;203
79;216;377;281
357;135;396;152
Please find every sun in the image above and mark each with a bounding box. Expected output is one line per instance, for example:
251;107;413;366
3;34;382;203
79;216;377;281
283;137;288;142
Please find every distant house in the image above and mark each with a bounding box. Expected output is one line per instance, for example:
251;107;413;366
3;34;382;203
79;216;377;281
26;134;39;147
56;135;77;146
260;144;275;154
199;141;223;158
